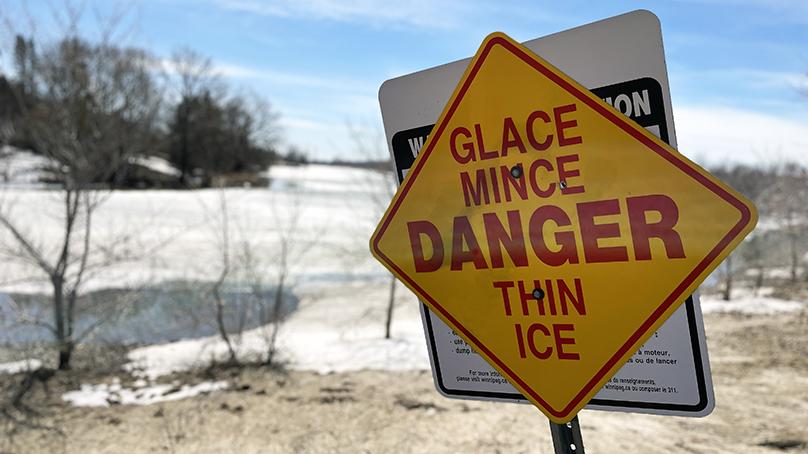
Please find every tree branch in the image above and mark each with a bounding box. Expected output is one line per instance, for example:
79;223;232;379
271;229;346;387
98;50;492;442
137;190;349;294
0;213;53;276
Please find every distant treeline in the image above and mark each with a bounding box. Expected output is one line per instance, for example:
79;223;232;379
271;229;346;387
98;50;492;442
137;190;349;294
709;161;808;298
0;35;307;189
322;159;391;171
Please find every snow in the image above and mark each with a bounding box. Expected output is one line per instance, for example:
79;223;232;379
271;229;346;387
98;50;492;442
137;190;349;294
130;155;181;177
267;163;391;195
0;358;42;374
0;160;418;406
125;280;429;381
0;163;390;295
277;283;429;374
0;159;803;406
0;147;52;187
701;295;804;315
91;279;806;407
762;266;805;280
79;278;428;407
0;147;182;184
125;337;229;380
62;379;228;407
115;283;806;404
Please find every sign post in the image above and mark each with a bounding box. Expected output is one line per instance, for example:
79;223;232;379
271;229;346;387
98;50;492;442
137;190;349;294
373;7;756;433
550;416;585;454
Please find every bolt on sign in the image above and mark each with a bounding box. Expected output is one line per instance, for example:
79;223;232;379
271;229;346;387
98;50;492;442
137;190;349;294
370;31;757;423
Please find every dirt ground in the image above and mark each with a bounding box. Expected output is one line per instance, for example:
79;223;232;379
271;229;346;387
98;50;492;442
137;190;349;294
1;311;807;454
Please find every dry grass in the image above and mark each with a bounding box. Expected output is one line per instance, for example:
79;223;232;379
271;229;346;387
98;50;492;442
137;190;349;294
0;311;806;453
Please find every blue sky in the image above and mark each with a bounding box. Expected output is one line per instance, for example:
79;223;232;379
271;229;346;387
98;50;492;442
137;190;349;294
3;0;807;165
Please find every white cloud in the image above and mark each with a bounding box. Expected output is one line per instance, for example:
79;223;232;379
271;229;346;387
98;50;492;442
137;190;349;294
213;0;471;29
213;62;261;79
281;116;333;132
279;101;808;165
674;104;808;166
159;58;373;94
672;67;806;92
218;62;379;95
718;69;801;88
670;0;808;24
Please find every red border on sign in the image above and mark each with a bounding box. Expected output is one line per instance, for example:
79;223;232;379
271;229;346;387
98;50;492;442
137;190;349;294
371;36;753;418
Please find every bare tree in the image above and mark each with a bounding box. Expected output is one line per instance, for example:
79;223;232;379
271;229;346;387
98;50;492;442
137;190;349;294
759;162;808;284
165;51;279;188
710;162;781;298
209;189;239;365
717;253;737;301
0;8;162;369
345;125;401;339
170;48;218;100
244;191;318;364
165;48;219;187
740;233;767;295
198;186;318;366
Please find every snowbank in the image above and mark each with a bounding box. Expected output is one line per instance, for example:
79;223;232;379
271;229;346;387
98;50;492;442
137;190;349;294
125;280;429;381
701;295;804;315
73;284;803;408
268;163;390;194
62;279;428;407
0;358;42;374
62;378;228;407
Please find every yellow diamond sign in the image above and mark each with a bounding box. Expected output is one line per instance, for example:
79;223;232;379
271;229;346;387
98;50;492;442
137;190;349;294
370;32;757;423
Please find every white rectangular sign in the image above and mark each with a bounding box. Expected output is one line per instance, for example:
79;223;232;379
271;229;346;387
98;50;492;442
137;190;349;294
378;10;714;417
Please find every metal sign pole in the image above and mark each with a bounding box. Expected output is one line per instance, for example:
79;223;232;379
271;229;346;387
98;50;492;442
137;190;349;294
549;416;585;454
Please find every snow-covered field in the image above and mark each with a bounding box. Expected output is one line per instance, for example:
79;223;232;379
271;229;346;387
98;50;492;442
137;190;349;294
0;163;390;294
0;163;805;409
122;280;429;379
0;163;430;405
